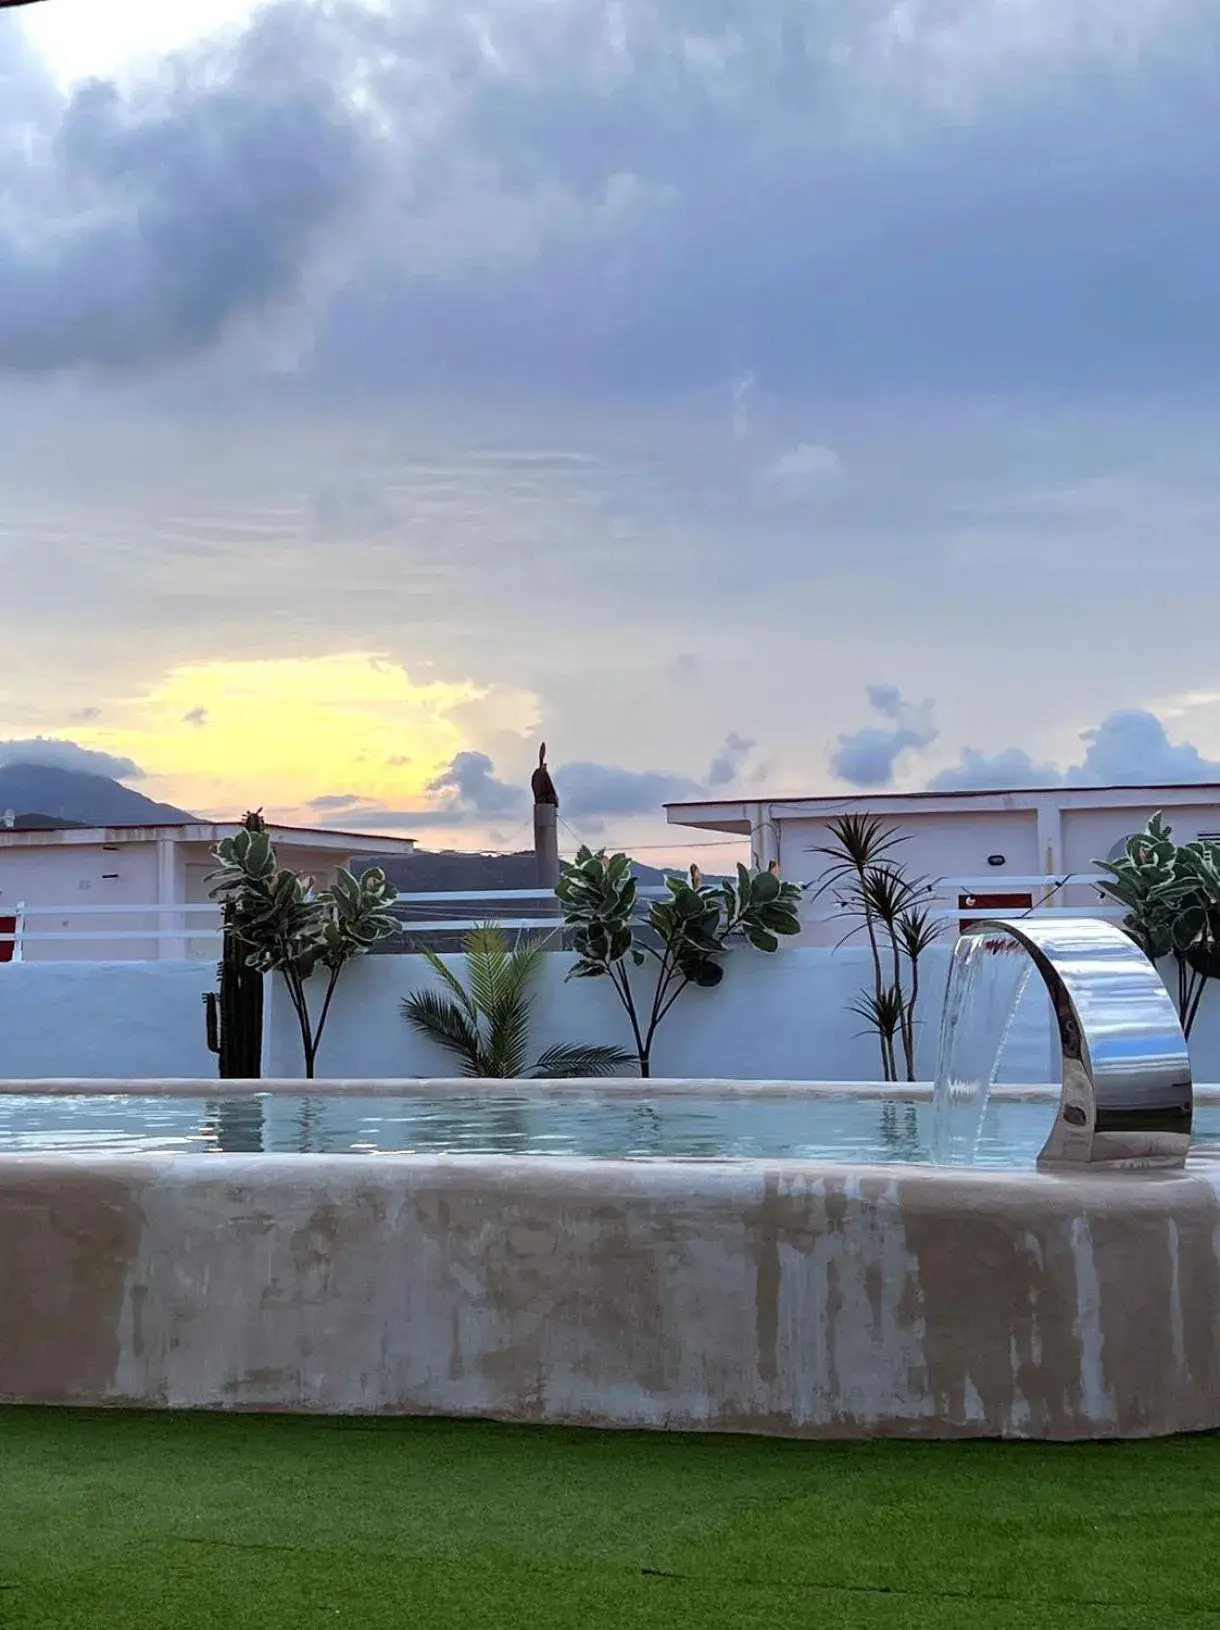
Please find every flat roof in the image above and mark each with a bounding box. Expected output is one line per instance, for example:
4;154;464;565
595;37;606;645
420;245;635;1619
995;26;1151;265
667;783;1220;832
0;822;418;854
669;782;1220;810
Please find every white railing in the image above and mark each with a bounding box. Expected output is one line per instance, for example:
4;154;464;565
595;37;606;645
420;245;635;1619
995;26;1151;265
0;902;223;956
383;886;671;933
0;874;1124;958
391;874;1123;932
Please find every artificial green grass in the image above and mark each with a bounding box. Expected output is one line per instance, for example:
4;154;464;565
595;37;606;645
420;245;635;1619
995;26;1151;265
3;1410;1220;1629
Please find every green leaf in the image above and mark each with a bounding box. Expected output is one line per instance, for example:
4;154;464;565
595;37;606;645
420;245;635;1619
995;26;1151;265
401;990;485;1074
750;869;781;905
530;1043;634;1078
566;961;607;980
689;960;724;988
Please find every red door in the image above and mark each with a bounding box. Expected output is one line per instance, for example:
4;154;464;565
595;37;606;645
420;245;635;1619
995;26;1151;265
958;892;1032;938
0;916;14;963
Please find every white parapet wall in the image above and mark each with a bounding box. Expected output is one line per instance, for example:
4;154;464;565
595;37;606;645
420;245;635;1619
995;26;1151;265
0;960;219;1078
262;947;965;1081
0;947;957;1082
2;943;1220;1083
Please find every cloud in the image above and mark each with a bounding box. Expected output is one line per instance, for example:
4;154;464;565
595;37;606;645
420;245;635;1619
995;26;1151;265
182;706;209;728
316;740;737;836
7;0;1220;839
831;686;940;788
0;736;142;780
707;732;755;789
311;482;399;539
0;5;369;372
668;652;699;684
310;793;363;812
424;750;528;819
554;761;704;821
305;750;531;835
762;443;842;501
731;372;755;441
5;0;1215;397
70;706;101;722
310;805;468;832
1067;709;1220;786
299;0;1220;401
931;709;1220;791
928;747;1060;792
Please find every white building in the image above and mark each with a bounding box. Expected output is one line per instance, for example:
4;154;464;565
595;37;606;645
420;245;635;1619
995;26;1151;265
0;822;418;962
666;784;1220;945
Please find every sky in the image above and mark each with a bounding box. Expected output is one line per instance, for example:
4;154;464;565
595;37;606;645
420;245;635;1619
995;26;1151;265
4;0;1220;860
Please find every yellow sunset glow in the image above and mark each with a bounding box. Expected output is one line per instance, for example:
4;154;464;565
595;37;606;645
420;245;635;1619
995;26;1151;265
67;654;540;824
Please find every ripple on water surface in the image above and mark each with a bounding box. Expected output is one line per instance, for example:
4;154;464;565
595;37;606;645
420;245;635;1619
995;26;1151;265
2;1091;1220;1166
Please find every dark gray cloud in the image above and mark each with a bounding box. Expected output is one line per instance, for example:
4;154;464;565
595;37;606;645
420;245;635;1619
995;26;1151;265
424;751;528;819
0;736;142;780
831;686;939;788
0;4;369;372
707;732;755;789
306;753;530;835
314;743;729;836
307;0;1220;399
6;0;1219;399
182;706;208;728
555;761;704;820
931;710;1220;791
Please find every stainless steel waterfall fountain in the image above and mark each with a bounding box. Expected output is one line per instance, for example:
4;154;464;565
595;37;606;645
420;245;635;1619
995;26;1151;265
966;916;1193;1169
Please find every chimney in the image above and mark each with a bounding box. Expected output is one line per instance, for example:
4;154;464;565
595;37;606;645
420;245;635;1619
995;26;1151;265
530;743;560;891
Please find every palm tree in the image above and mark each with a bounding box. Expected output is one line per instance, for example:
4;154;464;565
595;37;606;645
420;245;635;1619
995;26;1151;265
402;925;632;1078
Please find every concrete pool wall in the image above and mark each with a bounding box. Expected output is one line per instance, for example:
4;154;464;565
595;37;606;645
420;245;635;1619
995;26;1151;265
3;1080;1220;1439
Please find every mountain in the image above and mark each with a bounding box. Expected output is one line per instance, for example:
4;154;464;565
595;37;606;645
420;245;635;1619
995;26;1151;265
0;765;193;827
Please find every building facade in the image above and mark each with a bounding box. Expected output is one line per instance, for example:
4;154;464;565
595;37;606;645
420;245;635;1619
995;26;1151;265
0;823;418;962
666;784;1220;946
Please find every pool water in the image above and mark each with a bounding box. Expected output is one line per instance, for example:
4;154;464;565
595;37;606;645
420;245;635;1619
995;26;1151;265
3;1092;1220;1166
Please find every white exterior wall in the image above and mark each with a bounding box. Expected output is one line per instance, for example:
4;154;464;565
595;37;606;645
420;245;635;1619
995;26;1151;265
3;943;1220;1084
0;948;954;1082
263;947;955;1081
0;942;1217;1085
0;961;217;1075
780;810;1042;946
774;797;1220;943
0;840;377;964
1060;800;1220;870
0;843;162;961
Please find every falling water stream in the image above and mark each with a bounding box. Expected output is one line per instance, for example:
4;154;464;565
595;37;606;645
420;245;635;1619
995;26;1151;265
932;931;1037;1164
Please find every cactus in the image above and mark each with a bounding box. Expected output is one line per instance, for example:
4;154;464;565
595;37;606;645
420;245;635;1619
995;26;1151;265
206;815;398;1078
204;900;265;1077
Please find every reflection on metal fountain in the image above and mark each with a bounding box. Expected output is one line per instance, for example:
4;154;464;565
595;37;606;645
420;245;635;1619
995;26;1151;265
955;916;1193;1170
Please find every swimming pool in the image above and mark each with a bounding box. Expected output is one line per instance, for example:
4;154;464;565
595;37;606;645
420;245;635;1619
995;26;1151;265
3;1085;1219;1166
